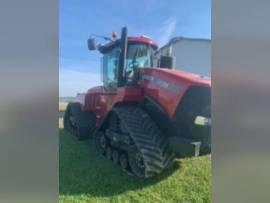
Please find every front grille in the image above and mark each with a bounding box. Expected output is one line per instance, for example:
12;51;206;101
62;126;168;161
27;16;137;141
172;86;211;141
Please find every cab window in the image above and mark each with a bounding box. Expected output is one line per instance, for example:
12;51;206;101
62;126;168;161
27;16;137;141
125;44;154;84
102;48;120;90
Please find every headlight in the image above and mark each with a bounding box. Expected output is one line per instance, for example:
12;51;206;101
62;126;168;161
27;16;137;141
194;116;211;126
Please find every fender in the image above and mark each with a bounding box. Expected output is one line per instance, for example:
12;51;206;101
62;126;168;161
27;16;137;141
141;95;176;137
82;86;144;128
99;101;139;131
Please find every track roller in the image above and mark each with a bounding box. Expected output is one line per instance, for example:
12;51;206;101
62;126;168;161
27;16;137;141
128;145;145;178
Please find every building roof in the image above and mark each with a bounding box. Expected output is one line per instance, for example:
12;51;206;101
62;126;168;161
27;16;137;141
160;36;211;50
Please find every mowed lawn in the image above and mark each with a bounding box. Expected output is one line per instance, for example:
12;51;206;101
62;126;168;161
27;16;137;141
59;102;211;203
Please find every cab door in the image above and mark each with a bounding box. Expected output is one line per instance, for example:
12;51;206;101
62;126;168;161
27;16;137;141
96;47;120;120
102;48;120;91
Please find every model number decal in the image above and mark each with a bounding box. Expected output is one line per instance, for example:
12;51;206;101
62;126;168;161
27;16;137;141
142;75;181;93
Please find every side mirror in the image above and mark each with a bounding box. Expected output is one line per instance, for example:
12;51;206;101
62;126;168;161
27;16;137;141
159;55;176;69
87;38;97;50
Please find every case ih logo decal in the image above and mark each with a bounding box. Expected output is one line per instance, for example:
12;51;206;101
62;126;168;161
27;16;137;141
143;75;181;93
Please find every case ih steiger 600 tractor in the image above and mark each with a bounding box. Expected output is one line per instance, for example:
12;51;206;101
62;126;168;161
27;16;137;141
64;27;211;178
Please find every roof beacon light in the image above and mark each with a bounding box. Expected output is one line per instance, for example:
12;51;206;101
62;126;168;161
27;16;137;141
141;35;151;39
112;31;118;40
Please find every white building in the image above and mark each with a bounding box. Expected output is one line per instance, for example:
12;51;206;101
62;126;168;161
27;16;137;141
158;37;211;77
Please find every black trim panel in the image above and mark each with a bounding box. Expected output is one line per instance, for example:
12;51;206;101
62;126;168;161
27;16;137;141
141;95;177;137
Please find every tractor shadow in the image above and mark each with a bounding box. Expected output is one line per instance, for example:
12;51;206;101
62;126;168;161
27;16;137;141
59;128;182;197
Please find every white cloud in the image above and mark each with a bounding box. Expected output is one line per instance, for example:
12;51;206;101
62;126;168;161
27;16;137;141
59;69;101;97
156;17;177;47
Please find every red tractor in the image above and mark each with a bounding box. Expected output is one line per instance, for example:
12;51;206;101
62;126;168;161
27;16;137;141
64;27;211;178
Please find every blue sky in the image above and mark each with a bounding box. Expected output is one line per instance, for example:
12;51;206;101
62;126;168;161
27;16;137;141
60;0;211;96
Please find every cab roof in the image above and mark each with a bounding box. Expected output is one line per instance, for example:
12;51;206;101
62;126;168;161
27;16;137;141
98;36;158;54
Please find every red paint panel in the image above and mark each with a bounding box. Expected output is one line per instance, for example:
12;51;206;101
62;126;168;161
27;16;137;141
83;86;143;127
139;68;211;119
82;68;211;127
128;37;158;49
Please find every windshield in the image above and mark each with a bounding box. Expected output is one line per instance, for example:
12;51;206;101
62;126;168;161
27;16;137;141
126;43;154;73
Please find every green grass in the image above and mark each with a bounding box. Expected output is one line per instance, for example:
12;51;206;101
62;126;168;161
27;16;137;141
59;105;211;203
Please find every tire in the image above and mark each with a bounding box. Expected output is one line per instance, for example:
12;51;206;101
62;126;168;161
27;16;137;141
112;106;175;178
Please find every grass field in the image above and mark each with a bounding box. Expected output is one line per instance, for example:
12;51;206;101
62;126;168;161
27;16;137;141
59;102;211;203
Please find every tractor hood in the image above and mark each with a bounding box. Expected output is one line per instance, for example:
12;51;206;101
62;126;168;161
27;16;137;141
159;68;211;86
140;68;211;88
139;68;211;119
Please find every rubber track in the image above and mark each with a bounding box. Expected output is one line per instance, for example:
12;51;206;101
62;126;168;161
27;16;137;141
65;102;96;138
112;106;175;178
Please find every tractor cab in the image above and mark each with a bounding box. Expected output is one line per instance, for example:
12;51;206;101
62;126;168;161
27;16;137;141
88;27;173;90
100;37;157;90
